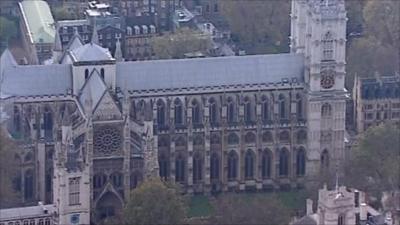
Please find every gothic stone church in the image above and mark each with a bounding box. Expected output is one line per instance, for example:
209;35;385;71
0;0;347;223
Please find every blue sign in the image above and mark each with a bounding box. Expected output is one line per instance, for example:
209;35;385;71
70;214;80;225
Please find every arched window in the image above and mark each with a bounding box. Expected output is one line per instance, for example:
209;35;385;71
24;169;34;200
210;153;219;180
174;98;183;125
43;107;53;139
279;149;289;177
193;154;202;183
279;131;290;142
192;99;201;124
227;97;236;124
244;96;252;124
244;150;254;179
175;154;185;183
321;149;330;171
100;68;105;80
262;131;273;143
227;151;238;180
159;153;169;180
14;106;21;133
297;130;307;144
296;94;303;119
261;95;269;122
322;32;334;61
227;133;239;145
261;149;272;179
214;3;218;12
93;173;107;189
110;172;123;188
279;94;286;119
157;99;165;126
209;98;218;125
84;69;89;80
130;172;142;189
338;214;345;225
296;148;306;176
244;132;256;144
321;103;332;118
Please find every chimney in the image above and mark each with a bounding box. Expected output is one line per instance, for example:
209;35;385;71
360;203;367;221
306;199;313;215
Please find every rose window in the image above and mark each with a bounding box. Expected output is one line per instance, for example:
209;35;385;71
94;127;121;155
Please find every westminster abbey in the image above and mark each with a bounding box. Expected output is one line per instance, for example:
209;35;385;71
0;0;348;223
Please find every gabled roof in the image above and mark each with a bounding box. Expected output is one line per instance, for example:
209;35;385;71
0;64;71;97
79;69;107;113
19;0;55;44
116;53;304;91
69;43;114;63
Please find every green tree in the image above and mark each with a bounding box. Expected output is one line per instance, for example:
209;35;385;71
123;178;186;225
345;122;400;198
151;28;212;59
220;0;290;54
52;6;80;21
211;193;291;225
0;128;20;208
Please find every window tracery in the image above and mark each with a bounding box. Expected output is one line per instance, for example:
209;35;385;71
94;127;122;156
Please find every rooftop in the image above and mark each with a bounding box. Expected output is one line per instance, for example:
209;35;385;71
0;204;55;221
19;0;55;44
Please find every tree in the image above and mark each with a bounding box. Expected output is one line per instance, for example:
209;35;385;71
52;6;80;21
345;122;400;199
0;128;20;208
220;0;290;54
123;178;187;225
151;28;212;59
211;193;291;225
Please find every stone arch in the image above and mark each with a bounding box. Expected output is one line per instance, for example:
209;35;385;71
174;98;184;125
243;95;254;124
210;152;220;180
110;172;123;189
261;148;272;179
227;132;239;145
192;152;203;184
93;173;107;189
96;191;124;221
296;93;303;119
191;98;201;124
321;149;330;171
209;97;218;125
296;147;306;176
262;131;273;143
278;94;287;119
175;153;186;183
261;95;270;122
43;106;53;139
279;148;289;177
156;99;166;126
158;152;169;180
226;96;236;124
244;131;256;144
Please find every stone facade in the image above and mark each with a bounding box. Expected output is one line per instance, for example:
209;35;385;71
0;0;349;223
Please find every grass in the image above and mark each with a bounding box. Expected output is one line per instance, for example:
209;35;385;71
187;195;214;218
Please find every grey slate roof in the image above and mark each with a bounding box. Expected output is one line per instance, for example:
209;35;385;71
0;64;72;97
0;204;55;221
79;69;107;112
116;53;304;91
69;43;113;62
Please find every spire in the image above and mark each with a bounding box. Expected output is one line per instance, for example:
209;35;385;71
91;22;99;45
114;38;123;62
54;24;62;52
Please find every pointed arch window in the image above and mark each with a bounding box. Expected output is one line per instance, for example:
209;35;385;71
84;69;89;80
193;154;203;183
296;94;303;119
227;151;238;180
227;133;239;145
175;154;185;183
279;94;286;119
261;95;269;122
100;68;105;80
192;99;201;125
159;153;169;180
157;99;166;126
110;172;123;188
227;97;236;124
322;32;334;61
261;149;272;179
321;149;330;171
279;148;289;177
262;131;273;143
296;148;306;176
244;150;254;179
43;107;53;139
321;103;332;118
210;153;219;180
338;214;345;225
174;98;183;126
13;106;21;133
244;96;252;124
24;169;34;200
209;98;218;125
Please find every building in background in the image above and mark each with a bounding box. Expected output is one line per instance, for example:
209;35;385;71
0;203;56;225
18;0;56;64
352;73;400;133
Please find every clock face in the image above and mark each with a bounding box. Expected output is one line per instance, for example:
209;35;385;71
320;70;335;89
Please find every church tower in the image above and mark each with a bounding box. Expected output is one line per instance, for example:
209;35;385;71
53;107;91;225
290;0;348;185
